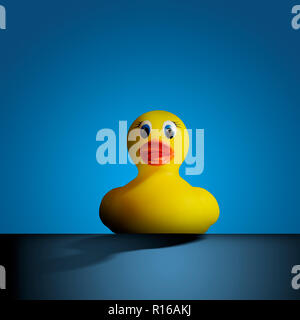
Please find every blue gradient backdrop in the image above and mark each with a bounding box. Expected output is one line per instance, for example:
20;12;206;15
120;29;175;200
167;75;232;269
0;0;299;233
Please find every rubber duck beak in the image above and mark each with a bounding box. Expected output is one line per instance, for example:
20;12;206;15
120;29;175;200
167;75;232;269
140;140;174;165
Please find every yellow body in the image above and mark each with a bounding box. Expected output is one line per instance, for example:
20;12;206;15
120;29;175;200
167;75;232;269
100;110;219;233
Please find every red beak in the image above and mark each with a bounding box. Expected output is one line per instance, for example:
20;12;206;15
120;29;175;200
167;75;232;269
140;140;174;165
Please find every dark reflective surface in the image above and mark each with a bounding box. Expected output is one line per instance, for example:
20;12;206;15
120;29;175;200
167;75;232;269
42;234;201;272
13;235;300;300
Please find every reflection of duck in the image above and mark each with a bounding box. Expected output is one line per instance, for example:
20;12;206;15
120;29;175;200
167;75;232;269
100;110;219;233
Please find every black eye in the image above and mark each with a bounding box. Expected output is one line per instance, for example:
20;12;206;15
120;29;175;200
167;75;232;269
164;123;176;139
140;124;151;138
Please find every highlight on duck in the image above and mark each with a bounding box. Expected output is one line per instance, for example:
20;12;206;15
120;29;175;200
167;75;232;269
99;110;219;234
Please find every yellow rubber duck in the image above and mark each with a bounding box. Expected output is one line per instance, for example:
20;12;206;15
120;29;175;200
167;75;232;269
100;110;219;233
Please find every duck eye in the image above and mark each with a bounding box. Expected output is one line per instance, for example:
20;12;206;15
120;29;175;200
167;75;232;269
163;122;176;139
140;123;151;138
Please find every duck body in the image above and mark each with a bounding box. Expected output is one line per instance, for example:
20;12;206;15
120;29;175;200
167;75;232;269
100;169;219;234
99;110;220;234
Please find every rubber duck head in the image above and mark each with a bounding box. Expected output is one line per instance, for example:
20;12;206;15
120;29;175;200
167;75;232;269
127;110;189;174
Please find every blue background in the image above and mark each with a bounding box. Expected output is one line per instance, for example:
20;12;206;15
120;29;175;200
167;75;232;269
0;0;299;233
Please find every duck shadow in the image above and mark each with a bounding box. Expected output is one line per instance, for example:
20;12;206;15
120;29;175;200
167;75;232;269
43;234;203;273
